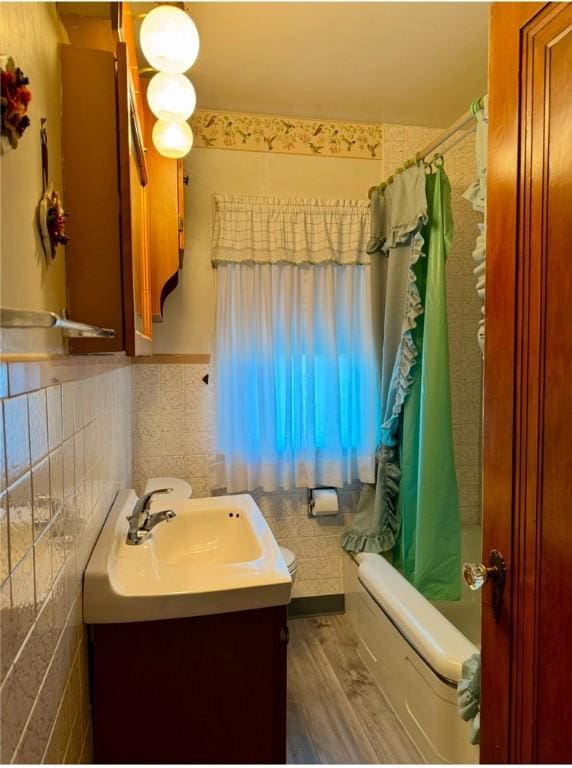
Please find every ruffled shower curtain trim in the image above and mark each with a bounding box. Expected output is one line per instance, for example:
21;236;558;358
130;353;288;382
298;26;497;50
462;96;488;355
381;228;426;442
343;164;428;554
341;445;401;552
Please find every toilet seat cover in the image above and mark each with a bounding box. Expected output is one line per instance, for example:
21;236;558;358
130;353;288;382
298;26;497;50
279;546;297;572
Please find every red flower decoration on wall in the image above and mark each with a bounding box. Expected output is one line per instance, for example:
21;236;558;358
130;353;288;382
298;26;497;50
1;57;32;149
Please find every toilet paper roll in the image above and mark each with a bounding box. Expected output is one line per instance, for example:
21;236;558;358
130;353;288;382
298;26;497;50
310;488;339;516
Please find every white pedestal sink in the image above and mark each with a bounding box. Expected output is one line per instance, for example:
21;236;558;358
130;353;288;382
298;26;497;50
84;490;292;623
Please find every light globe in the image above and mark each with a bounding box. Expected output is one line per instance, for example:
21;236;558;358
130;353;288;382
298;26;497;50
152;120;194;159
140;6;200;74
147;72;197;122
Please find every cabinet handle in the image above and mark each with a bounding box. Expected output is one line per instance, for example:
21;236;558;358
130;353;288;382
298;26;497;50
280;626;290;645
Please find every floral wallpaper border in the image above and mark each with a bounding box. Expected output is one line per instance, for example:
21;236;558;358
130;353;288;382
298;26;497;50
190;109;384;159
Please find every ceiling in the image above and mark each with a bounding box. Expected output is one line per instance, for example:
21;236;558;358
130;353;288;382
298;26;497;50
133;2;489;129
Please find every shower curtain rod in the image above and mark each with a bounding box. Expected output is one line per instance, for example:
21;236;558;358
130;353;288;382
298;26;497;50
368;96;485;199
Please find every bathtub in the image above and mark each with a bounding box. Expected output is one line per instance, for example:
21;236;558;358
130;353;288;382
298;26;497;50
343;526;481;764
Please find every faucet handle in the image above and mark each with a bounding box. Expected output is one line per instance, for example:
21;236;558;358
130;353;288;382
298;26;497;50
139;487;174;508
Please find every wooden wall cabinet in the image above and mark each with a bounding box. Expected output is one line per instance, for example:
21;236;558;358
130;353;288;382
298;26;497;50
61;42;153;355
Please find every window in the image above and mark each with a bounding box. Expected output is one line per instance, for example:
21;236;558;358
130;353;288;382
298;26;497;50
210;195;379;493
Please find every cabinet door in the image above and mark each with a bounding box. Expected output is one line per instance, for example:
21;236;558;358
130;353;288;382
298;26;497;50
117;42;153;354
61;45;125;354
61;43;152;355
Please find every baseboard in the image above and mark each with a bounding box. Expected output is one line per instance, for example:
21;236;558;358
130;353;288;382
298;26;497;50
288;594;345;619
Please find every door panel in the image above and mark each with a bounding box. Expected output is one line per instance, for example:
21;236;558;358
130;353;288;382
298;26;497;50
484;3;572;762
532;8;572;762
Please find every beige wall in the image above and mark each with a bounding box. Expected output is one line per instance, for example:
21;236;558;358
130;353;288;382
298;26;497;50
153;148;383;354
0;3;69;353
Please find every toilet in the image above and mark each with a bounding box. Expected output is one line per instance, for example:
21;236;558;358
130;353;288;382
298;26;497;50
279;545;298;584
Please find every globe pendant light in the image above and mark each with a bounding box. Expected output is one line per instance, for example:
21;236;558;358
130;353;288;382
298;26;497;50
147;72;197;123
140;5;200;74
152;120;194;159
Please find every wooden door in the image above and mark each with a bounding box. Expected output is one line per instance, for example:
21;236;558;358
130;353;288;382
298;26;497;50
483;2;572;762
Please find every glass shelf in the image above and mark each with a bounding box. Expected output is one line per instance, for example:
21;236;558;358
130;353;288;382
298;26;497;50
0;308;115;339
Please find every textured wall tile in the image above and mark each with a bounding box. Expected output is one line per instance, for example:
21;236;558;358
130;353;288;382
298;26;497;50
46;386;62;453
189;477;209;497
274;517;298;539
0;491;8;583
61;382;75;442
7;551;36;674
161;412;190;456
132;412;163;458
51;570;68;646
62;438;75;501
317;535;342;557
49;447;64;520
184;382;208;416
34;529;53;611
8;472;33;569
74;431;85;492
0;577;13;680
32;458;51;541
160;365;185;412
1;665;22;762
296;537;320;560
28;389;48;466
49;514;64;595
73;381;85;433
4;395;30;486
0;406;6;494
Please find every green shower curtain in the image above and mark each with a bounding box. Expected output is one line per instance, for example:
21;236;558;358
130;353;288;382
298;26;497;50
393;166;461;601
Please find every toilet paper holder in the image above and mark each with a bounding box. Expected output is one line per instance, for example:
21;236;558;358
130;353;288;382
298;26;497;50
307;486;339;518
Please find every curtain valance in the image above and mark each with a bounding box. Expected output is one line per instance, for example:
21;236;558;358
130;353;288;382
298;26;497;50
212;194;371;266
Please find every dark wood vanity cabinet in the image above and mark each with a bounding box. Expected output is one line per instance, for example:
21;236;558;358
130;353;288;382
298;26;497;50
89;606;288;764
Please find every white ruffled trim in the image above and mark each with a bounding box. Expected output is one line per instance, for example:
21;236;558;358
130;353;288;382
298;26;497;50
382;227;426;436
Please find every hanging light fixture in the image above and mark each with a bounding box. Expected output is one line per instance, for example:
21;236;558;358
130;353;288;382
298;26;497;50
140;5;200;74
152;120;194;159
147;72;197;123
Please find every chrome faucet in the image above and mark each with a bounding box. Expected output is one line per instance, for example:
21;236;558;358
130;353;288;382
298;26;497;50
126;488;176;546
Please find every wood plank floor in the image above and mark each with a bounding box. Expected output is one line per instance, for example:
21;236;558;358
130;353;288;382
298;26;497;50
286;615;422;764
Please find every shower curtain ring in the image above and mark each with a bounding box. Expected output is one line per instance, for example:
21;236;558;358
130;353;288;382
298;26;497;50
433;153;444;168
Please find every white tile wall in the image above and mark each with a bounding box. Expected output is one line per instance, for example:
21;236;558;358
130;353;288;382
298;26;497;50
0;365;131;764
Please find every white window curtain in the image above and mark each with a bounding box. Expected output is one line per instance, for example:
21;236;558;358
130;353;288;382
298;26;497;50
211;195;380;493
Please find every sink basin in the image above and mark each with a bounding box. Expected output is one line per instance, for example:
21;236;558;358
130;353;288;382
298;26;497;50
84;490;292;623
